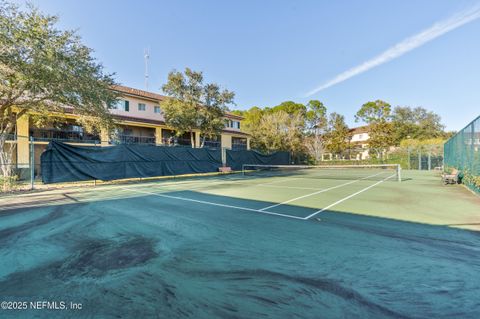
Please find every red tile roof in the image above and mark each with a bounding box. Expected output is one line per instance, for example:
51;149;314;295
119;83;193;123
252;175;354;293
111;84;243;120
349;125;370;134
111;85;166;102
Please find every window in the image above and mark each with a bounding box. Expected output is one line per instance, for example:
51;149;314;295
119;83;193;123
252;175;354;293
154;106;161;114
138;103;146;111
112;100;122;110
113;99;129;111
358;134;363;139
69;125;84;133
225;120;241;129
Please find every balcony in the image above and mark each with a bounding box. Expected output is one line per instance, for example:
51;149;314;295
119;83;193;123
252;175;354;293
30;129;100;144
4;133;17;141
161;137;194;147
203;140;221;148
232;142;247;150
111;134;156;145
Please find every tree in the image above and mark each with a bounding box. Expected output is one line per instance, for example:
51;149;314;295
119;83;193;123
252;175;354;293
253;111;305;157
0;2;117;180
161;68;234;147
305;100;327;162
324;112;351;159
232;106;263;134
392;106;446;143
199;83;234;146
306;100;327;133
355;100;393;159
271;101;307;116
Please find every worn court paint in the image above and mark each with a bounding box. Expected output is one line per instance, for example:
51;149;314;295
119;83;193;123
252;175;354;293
0;171;479;318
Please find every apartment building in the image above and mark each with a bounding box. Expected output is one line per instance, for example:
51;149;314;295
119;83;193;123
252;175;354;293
11;85;250;172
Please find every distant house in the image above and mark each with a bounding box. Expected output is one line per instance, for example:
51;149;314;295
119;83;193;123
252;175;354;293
320;125;371;161
349;126;370;160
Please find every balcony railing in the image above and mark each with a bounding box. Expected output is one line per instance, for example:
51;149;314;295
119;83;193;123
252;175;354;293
232;143;247;150
30;129;100;144
4;133;17;141
111;135;156;145
203;140;221;148
161;137;194;147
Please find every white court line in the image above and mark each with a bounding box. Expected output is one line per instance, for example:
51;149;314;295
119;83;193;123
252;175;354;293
257;171;341;186
149;177;323;191
259;176;306;185
256;184;321;190
122;187;306;220
305;174;395;219
259;171;386;211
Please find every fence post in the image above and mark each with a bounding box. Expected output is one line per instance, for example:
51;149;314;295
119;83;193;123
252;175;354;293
407;147;411;170
221;147;227;167
30;136;34;190
472;122;476;173
428;151;431;171
418;151;421;170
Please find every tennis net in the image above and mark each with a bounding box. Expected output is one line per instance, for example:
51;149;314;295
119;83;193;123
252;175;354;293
242;164;402;182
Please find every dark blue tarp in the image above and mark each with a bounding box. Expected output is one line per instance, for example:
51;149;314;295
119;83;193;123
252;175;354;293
41;141;292;184
226;149;291;171
41;141;222;183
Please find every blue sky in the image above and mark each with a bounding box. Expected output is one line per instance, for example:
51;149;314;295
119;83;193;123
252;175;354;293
24;0;480;130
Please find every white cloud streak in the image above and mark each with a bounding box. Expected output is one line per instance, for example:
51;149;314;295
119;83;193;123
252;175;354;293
305;4;480;96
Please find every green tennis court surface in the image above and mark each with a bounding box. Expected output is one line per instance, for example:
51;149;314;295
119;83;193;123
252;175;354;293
1;169;480;318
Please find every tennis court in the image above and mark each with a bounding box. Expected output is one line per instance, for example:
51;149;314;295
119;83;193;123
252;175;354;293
1;166;480;318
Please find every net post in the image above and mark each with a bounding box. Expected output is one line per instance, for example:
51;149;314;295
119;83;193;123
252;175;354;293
242;164;245;176
29;136;34;190
397;164;401;182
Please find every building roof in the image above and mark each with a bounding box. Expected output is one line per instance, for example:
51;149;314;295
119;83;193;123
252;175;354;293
112;114;249;135
111;85;166;102
349;125;370;134
111;84;243;120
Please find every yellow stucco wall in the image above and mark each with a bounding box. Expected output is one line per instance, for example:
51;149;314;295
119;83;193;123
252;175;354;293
16;115;30;167
100;129;109;146
221;134;232;149
155;127;162;144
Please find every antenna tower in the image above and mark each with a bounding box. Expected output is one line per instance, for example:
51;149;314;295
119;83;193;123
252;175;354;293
144;48;150;90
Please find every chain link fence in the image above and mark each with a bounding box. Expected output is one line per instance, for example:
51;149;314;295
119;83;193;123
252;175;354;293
0;135;39;191
315;143;444;170
444;115;480;193
0;134;246;191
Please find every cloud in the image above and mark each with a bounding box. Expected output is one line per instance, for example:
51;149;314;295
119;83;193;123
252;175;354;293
305;4;480;96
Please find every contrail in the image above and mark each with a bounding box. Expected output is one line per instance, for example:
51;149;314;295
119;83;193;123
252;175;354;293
305;4;480;96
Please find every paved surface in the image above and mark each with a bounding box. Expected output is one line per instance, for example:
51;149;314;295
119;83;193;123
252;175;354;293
0;170;479;318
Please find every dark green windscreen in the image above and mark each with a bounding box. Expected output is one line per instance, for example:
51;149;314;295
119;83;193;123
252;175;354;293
41;141;290;183
444;115;480;192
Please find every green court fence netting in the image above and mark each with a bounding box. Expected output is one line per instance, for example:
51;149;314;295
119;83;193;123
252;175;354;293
444;115;480;193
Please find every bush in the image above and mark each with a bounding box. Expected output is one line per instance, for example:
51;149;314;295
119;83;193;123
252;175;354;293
0;175;19;192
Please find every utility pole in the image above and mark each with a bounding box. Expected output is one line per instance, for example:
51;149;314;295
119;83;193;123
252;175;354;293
144;48;150;91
